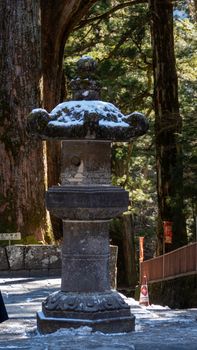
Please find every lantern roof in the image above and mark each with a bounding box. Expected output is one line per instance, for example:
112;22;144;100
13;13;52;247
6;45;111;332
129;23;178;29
27;56;148;141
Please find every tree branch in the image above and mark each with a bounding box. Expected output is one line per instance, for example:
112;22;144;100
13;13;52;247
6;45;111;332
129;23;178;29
75;0;148;30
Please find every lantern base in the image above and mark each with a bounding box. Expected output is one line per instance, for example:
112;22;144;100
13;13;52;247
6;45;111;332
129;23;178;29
37;290;135;334
37;309;135;334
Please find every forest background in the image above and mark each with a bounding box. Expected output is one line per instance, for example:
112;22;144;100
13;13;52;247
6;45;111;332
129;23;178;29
0;0;196;288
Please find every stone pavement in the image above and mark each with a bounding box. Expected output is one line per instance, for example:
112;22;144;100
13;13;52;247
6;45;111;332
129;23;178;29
0;277;197;349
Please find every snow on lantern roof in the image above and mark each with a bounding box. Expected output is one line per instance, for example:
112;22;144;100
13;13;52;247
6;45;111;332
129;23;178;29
50;100;126;124
27;56;148;141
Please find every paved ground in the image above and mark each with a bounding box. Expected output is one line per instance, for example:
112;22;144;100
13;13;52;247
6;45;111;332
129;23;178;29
0;277;197;349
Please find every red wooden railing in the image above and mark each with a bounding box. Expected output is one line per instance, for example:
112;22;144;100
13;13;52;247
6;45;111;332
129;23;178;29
140;242;197;283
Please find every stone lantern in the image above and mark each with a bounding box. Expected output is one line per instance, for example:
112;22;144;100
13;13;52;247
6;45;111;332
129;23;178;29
28;56;148;334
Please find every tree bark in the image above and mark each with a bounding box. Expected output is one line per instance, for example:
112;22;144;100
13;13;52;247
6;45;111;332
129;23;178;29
121;213;137;288
148;0;187;253
0;0;48;240
0;0;98;241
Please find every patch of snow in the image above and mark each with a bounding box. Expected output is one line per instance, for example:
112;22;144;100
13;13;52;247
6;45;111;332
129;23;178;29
99;119;128;127
119;295;140;307
49;120;83;127
81;55;94;60
50;100;122;117
146;304;171;310
82;91;89;97
31;108;48;114
37;326;93;337
135;324;143;332
26;298;33;302
49;100;129;128
173;9;188;19
0;347;24;349
1;325;27;336
127;111;143;116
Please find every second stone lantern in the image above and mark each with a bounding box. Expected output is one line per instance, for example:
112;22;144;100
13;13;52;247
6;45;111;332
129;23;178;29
28;56;148;334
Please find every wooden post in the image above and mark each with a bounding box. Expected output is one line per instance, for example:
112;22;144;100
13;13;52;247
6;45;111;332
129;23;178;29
139;236;144;284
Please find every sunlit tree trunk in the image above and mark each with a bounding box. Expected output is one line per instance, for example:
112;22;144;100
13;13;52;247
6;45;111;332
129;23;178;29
0;0;48;241
0;0;97;240
148;0;187;253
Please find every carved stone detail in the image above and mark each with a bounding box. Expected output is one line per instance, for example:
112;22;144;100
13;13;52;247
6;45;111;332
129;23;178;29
43;290;130;313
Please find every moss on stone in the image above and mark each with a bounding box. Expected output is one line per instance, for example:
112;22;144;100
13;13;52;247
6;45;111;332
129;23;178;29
21;235;44;245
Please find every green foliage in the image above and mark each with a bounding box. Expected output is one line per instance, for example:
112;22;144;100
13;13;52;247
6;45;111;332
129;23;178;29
111;137;157;239
174;10;197;239
64;1;152;113
21;235;44;245
64;0;196;247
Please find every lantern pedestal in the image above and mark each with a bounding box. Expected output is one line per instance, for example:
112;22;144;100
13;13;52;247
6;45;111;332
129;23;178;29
37;141;135;334
37;290;134;334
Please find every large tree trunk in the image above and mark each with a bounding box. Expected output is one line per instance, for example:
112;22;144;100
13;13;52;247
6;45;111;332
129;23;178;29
149;0;187;253
0;1;97;241
0;0;48;241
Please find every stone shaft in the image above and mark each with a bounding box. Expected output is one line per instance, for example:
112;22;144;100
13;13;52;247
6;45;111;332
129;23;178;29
61;220;110;292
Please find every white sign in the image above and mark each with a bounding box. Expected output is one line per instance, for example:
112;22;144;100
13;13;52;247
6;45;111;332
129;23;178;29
0;232;21;240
